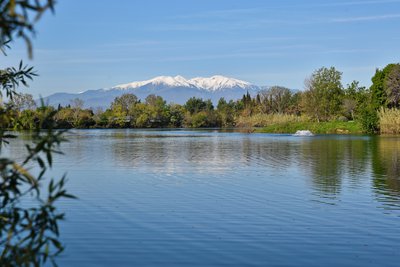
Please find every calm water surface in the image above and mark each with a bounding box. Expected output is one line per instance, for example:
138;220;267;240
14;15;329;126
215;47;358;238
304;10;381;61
7;129;400;266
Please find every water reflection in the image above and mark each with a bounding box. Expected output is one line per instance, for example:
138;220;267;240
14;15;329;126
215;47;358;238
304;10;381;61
4;130;400;266
299;138;370;199
303;139;346;196
110;133;296;174
110;132;400;209
5;130;400;210
371;137;400;210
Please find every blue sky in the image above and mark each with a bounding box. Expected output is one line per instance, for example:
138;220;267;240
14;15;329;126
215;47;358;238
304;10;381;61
2;0;400;97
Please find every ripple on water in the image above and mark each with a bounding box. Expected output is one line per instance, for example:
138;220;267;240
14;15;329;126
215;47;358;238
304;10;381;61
5;130;400;266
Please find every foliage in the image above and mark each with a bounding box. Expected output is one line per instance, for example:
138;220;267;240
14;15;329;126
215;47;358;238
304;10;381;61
342;81;368;121
216;98;235;127
187;111;209;128
370;67;387;109
1;1;75;266
13;109;37;129
1;67;73;265
0;0;55;58
384;64;400;108
184;97;213;115
259;86;293;114
3;65;400;135
111;93;138;113
360;63;400;133
0;118;74;266
302;67;344;122
183;112;206;128
144;94;170;127
169;104;185;127
54;106;95;128
359;107;379;134
370;63;400;109
0;62;36;100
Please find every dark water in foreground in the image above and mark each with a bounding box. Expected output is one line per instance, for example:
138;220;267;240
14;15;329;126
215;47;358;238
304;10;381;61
7;130;400;266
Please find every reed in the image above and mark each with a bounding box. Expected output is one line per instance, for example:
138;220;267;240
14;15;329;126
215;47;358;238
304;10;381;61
236;113;310;128
378;108;400;134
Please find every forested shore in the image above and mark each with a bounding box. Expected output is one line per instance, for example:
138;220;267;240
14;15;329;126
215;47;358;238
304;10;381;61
2;64;400;134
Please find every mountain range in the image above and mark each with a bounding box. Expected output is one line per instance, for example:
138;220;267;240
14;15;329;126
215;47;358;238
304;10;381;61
43;75;267;108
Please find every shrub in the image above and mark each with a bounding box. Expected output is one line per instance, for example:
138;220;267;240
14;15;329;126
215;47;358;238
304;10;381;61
359;107;379;134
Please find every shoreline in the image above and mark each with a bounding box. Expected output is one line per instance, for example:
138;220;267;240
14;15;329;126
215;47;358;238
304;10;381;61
8;121;370;135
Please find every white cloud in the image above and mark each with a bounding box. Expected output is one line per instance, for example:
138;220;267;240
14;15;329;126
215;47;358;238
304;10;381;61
332;13;400;23
323;0;400;6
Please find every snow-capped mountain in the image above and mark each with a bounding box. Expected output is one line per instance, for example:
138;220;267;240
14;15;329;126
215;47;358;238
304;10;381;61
114;75;194;89
113;75;257;91
188;75;254;91
42;75;263;108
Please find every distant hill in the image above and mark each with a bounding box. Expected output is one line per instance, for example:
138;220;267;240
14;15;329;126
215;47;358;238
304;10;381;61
42;75;278;108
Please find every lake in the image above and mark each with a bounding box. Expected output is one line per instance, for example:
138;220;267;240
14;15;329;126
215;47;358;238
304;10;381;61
6;129;400;266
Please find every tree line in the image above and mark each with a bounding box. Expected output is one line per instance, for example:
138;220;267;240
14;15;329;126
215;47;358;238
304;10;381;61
1;64;400;133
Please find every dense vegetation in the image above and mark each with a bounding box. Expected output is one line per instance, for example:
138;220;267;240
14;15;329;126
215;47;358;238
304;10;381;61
2;65;400;134
1;0;74;266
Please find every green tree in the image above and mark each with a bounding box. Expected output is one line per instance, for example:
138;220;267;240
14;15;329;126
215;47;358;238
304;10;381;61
370;63;400;109
384;64;400;108
145;94;169;127
169;104;185;127
14;109;38;129
204;99;214;112
111;93;138;113
359;64;400;133
112;104;129;127
239;91;255;117
302;66;344;121
259;86;292;114
54;107;74;128
286;91;302;115
190;111;209;128
342;81;368;121
184;97;207;115
217;97;235;127
92;107;109;127
55;106;95;128
184;97;217;127
68;98;95;128
133;102;151;127
108;94;138;128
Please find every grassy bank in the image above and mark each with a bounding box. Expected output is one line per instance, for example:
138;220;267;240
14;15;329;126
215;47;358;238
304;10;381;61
256;121;363;134
237;114;363;134
236;114;309;127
